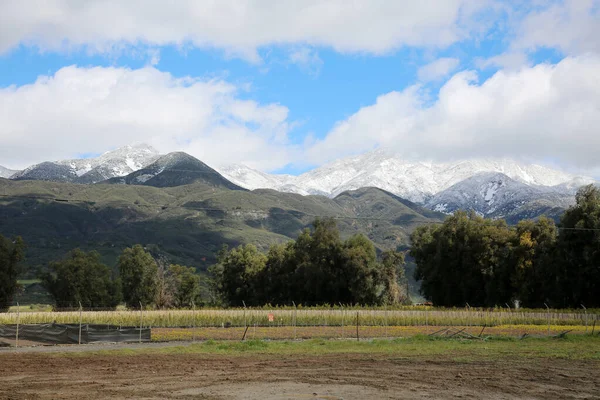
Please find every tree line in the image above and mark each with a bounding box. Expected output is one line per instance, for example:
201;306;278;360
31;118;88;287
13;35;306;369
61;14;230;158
412;185;600;308
210;218;407;306
0;219;406;311
0;242;202;311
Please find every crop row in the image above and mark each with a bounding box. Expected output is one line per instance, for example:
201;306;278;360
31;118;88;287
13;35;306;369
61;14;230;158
1;309;597;328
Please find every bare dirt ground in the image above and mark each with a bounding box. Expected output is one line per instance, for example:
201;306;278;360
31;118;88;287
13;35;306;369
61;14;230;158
1;346;599;400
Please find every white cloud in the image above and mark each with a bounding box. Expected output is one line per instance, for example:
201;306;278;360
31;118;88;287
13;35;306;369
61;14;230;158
306;55;600;174
0;66;295;170
0;0;491;61
476;52;529;70
417;57;460;82
288;47;323;76
514;0;600;55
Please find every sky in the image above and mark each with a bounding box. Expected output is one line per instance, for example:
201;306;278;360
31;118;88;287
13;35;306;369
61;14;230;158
0;0;599;177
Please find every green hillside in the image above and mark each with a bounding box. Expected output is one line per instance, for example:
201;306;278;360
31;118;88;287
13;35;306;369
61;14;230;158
0;178;444;279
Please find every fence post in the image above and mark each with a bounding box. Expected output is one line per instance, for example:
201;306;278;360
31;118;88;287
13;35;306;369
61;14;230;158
15;302;19;348
78;302;83;345
505;303;512;326
426;307;429;335
356;311;359;342
242;301;247;331
192;302;196;343
384;304;388;338
544;303;550;337
466;303;471;328
139;302;143;344
339;303;344;339
292;301;297;341
581;305;587;334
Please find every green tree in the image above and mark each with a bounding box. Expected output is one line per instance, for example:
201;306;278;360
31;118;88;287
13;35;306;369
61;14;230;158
211;218;406;306
512;217;558;308
118;245;158;309
0;235;25;312
380;250;406;304
213;244;267;306
168;264;202;308
412;211;515;307
42;249;120;310
555;185;600;307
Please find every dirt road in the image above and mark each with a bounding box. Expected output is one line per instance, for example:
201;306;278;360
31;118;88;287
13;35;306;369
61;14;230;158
1;347;599;399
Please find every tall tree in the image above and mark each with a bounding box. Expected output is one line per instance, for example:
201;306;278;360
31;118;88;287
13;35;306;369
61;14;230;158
0;235;25;312
212;244;267;306
118;245;158;309
168;264;202;308
42;249;120;310
380;250;406;304
211;218;406;306
512;217;558;308
412;211;515;307
556;185;600;307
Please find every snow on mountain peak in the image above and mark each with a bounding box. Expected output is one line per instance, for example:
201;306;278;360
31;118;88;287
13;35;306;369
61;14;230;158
218;149;591;204
0;165;19;179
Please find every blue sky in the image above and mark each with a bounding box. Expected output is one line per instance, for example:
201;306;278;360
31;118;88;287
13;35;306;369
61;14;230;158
0;1;599;177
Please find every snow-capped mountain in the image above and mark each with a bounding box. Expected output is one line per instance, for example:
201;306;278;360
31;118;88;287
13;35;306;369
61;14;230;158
0;165;18;179
11;143;160;183
11;162;80;182
59;143;160;183
217;164;305;194
105;152;243;190
426;172;576;221
7;144;597;221
218;149;593;203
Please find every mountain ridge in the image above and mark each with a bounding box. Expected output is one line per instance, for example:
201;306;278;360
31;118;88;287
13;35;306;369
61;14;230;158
217;149;595;202
4;144;598;221
10;143;160;184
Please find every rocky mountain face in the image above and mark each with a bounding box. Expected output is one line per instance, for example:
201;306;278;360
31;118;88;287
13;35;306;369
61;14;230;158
425;172;577;223
10;143;160;184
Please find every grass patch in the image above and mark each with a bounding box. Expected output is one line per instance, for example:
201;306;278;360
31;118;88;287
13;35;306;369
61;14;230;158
73;335;600;361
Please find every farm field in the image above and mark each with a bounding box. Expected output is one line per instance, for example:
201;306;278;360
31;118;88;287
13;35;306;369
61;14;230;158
2;307;597;327
0;337;599;399
151;324;592;341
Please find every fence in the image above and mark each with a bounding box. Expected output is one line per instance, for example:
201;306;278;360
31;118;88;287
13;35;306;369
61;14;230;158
1;305;598;347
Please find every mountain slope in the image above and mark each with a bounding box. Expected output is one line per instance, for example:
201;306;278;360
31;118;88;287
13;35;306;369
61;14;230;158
0;166;19;179
11;162;80;182
9;143;160;184
0;179;443;272
425;172;576;222
219;149;593;203
74;143;160;183
104;152;244;190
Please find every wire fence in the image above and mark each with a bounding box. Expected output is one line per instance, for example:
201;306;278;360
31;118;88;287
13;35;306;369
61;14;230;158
1;305;599;347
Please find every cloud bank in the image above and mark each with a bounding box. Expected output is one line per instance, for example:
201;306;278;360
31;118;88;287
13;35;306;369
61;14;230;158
0;0;488;61
0;66;294;170
307;55;600;173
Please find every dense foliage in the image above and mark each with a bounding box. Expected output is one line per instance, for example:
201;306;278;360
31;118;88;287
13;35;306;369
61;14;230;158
32;245;202;311
0;235;25;312
118;245;159;309
412;185;600;308
41;249;121;310
211;218;406;306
